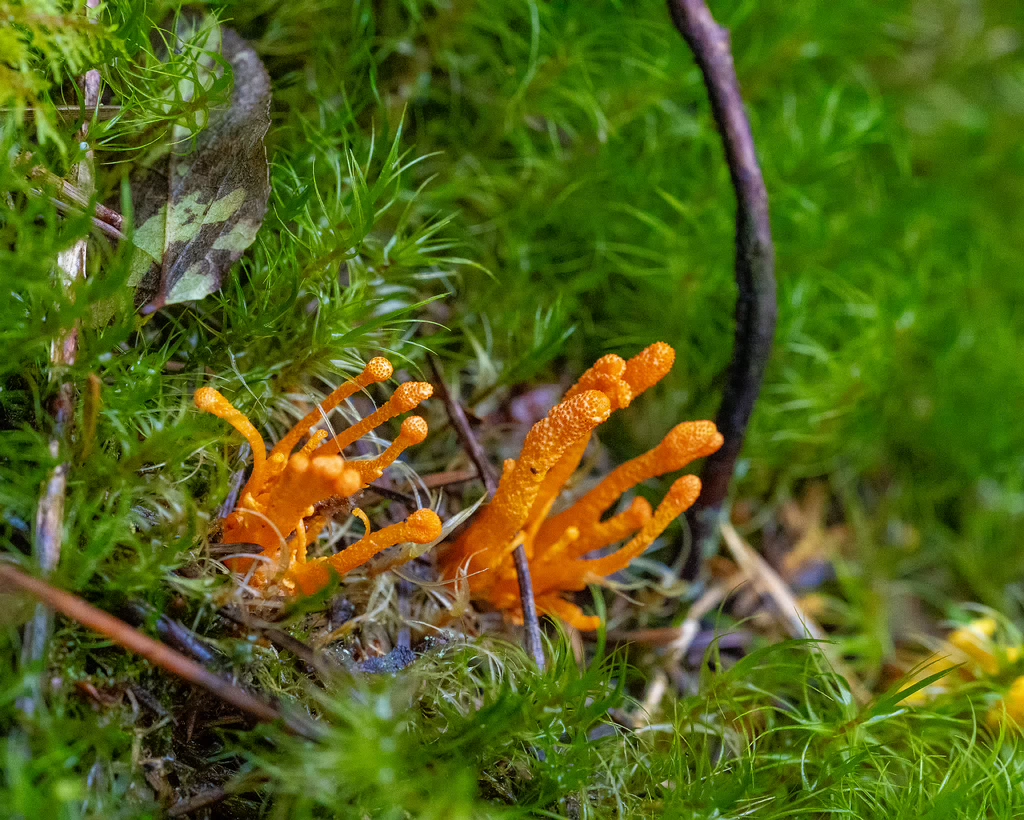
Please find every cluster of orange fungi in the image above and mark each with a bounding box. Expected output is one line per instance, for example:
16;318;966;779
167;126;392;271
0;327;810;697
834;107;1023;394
194;358;441;595
197;344;722;630
436;342;723;630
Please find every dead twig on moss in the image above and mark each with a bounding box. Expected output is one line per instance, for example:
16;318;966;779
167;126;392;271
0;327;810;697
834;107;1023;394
428;355;547;671
667;0;777;581
29;164;125;231
14;103;122;121
166;774;267;818
120;600;223;668
419;468;478;489
0;564;327;736
46;195;127;240
219;606;330;675
167;786;231;818
608;576;736;651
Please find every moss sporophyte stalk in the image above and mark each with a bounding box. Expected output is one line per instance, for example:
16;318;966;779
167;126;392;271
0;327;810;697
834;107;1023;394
197;344;722;629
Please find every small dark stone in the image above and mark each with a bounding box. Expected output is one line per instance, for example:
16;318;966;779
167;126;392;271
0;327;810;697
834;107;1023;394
358;645;416;674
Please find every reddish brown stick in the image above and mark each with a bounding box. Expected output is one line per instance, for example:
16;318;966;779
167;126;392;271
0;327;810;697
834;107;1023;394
2;564;283;725
47;195;127;240
668;0;777;579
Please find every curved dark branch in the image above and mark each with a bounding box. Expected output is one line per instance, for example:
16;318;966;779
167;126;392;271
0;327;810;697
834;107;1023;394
668;0;777;579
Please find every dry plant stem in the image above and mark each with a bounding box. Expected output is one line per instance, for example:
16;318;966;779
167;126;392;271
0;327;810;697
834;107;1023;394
121;600;222;667
719;523;871;705
634;579;731;726
47;196;127;241
1;564;289;728
219;606;327;674
20;50;103;709
17;103;121;121
167;774;267;817
428;355;547;670
364;482;417;506
396;577;413;651
167;787;230;818
638;670;669;727
25;155;126;238
609;576;735;649
668;0;777;580
508;549;547;670
30;166;124;229
419;468;478;489
427;356;499;498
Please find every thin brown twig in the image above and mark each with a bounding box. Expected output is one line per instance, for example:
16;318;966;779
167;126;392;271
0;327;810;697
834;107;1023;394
167;786;230;818
428;355;547;671
427;357;499;498
396;577;414;651
121;600;223;667
46;195;127;241
27;151;126;240
606;575;738;648
166;773;268;817
419;468;478;489
0;564;301;728
362;482;417;507
30;165;125;229
12;103;122;121
219;606;329;675
508;549;546;669
667;0;777;581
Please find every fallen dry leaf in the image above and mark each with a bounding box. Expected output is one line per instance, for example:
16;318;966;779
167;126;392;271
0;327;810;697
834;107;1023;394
129;17;271;311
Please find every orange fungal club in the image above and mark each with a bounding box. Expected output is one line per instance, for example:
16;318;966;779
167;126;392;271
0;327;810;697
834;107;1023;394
196;358;440;594
437;343;723;631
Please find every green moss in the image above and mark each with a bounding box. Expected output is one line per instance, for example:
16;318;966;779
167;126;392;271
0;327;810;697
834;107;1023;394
3;0;1024;816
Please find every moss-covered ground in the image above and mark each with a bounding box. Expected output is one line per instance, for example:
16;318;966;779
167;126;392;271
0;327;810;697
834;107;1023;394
3;0;1024;816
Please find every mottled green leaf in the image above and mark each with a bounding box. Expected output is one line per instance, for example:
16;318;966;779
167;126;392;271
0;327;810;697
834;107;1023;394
130;21;270;311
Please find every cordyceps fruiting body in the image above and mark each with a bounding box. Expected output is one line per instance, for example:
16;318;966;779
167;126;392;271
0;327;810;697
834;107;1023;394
437;343;723;630
196;357;441;595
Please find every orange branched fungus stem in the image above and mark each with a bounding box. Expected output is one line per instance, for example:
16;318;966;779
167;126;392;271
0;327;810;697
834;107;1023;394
196;358;441;594
437;343;723;631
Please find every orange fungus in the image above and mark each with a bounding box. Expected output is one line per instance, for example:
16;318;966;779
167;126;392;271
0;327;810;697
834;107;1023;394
437;343;723;630
196;358;440;594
